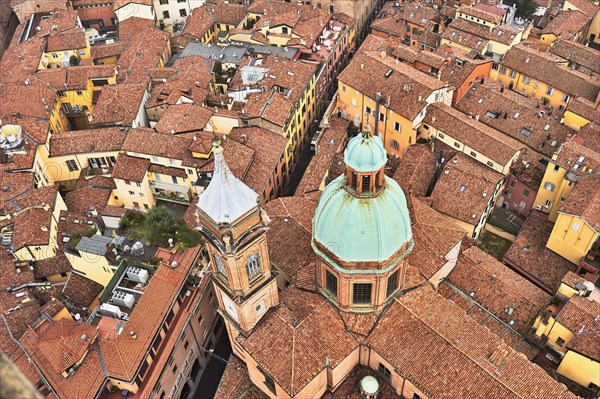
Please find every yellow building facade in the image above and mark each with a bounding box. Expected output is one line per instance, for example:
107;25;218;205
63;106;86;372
532;158;575;221
489;63;572;109
547;213;599;265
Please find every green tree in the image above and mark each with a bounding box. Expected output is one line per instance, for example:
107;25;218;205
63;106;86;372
146;206;177;237
513;0;538;20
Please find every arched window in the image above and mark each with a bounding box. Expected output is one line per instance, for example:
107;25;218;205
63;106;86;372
214;254;227;281
246;254;261;282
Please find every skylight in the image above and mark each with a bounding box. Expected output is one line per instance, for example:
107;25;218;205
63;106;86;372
519;128;532;137
459;184;466;192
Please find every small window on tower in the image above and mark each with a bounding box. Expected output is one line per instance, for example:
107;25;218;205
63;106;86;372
351;172;358;190
361;175;371;194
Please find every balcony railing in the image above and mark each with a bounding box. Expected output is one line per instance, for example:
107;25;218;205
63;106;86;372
150;181;191;204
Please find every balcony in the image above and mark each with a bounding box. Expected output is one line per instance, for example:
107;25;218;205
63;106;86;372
150;181;191;204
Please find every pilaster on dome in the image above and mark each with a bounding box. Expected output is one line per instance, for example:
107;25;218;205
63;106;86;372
197;138;259;224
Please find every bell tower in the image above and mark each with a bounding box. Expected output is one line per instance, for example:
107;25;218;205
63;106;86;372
196;138;279;337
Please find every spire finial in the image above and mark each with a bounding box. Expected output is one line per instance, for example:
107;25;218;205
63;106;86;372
362;119;372;139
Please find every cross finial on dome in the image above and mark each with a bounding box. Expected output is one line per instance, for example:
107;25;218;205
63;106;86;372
362;119;372;139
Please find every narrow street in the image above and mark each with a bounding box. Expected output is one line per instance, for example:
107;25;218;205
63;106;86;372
192;326;232;399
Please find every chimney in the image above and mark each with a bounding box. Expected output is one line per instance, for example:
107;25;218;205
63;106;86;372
360;61;365;70
432;115;436;123
381;49;386;58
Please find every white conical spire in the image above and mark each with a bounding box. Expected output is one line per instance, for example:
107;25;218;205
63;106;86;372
197;138;259;224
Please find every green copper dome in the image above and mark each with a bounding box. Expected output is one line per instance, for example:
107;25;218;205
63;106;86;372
312;174;413;263
344;131;387;172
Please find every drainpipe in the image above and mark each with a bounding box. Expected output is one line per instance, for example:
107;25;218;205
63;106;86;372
374;92;381;137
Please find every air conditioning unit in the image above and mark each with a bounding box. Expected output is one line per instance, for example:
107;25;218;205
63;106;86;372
111;291;135;309
126;266;149;284
535;205;542;210
99;303;124;319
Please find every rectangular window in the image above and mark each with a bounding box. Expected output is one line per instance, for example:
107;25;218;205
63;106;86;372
379;113;385;122
325;270;337;298
394;121;401;132
353;283;372;304
171;175;178;184
553;164;560;172
499;65;506;74
491;63;499;71
523;189;530;197
386;270;398;297
351;98;357;106
556;337;565;346
76;90;83;96
342;85;346;92
66;160;79;172
544;182;555;191
454;141;461;148
546;86;554;95
163;10;170;19
470;151;477;158
378;363;391;382
572;222;580;231
562;94;570;103
487;161;494;167
522;75;530;84
361;175;371;193
179;8;187;16
129;191;135;196
545;199;552;208
508;70;516;78
365;106;372;115
159;0;167;3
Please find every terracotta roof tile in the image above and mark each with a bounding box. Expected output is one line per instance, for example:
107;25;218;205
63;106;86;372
407;195;466;278
91;83;148;127
33;255;71;279
154;104;213;134
148;164;188;178
426;102;524;165
447;246;551;335
541;10;591;38
49;127;126;156
227;127;286;196
430;153;504;225
456;82;573;157
563;0;598;16
181;6;214;39
263;196;317;232
99;247;198;380
559;174;600;231
338;51;446;120
46;29;88;52
214;355;269;399
20;319;106;399
567;96;600;125
502;44;600;102
367;285;579;399
554;139;600;176
240;288;358;396
567;330;600;361
392;144;436;197
503;210;575;293
11;207;53;251
557;294;600;334
550;39;600;75
64;185;112;213
62;272;103;310
120;128;199;167
112;154;150;183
